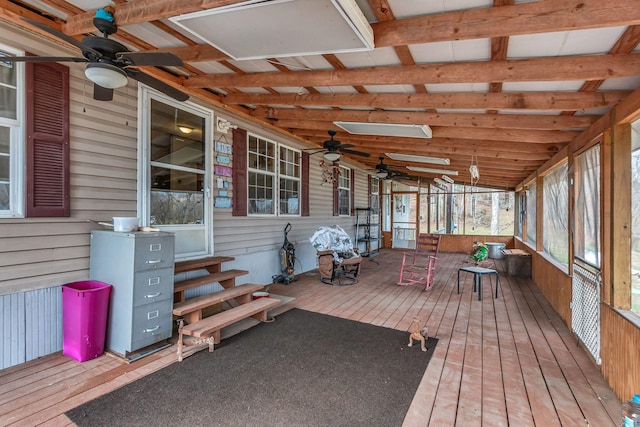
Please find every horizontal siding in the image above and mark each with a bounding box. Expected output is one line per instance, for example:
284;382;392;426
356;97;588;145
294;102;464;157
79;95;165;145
0;22;137;296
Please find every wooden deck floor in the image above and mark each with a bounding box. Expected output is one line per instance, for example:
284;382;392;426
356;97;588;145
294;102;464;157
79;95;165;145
0;250;621;426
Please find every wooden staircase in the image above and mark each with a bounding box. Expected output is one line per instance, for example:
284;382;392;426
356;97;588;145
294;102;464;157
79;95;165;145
173;256;281;361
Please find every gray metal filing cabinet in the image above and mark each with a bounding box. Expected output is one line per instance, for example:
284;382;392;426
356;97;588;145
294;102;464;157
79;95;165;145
90;230;175;358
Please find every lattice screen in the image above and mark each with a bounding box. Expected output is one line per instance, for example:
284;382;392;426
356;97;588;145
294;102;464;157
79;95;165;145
571;261;601;365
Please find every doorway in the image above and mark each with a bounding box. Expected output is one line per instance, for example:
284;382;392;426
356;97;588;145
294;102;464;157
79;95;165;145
391;192;418;249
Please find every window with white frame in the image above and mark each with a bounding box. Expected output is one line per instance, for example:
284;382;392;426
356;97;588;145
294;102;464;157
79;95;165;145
543;162;569;265
337;165;350;216
0;46;24;217
248;133;300;216
278;145;300;215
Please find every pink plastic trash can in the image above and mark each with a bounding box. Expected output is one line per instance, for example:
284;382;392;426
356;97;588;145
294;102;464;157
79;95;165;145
62;280;112;362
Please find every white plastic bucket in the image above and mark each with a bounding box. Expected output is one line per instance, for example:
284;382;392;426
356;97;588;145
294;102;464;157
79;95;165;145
252;291;270;300
112;217;138;232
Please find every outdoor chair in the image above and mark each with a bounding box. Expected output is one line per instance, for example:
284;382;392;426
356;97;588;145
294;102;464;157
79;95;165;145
398;234;441;290
310;225;363;286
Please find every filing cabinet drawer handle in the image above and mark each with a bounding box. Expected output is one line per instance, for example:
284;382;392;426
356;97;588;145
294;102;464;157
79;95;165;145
145;293;161;298
144;325;160;333
146;259;162;264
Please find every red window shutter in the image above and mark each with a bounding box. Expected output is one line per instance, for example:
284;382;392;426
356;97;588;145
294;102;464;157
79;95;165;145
301;152;310;216
26;61;70;217
232;128;248;216
350;168;355;216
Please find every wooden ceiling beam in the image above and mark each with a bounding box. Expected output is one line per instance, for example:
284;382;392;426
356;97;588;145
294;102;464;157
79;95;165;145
186;53;640;87
252;107;596;131
62;0;640;45
230;91;626;111
372;0;640;47
276;119;577;143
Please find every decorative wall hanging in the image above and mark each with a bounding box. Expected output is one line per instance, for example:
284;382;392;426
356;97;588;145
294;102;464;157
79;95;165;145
320;160;340;185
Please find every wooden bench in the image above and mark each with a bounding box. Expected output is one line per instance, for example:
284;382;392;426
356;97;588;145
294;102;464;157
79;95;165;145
176;297;280;361
173;283;265;324
173;269;249;302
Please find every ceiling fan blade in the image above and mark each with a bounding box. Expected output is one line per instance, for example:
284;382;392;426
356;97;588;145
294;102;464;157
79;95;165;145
0;55;88;63
93;84;113;101
117;52;184;67
21;18;101;58
126;69;189;102
339;148;370;157
337;143;354;149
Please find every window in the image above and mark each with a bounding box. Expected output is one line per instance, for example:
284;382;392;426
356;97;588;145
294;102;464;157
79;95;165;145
543;162;569;265
149;99;206;225
247;133;300;216
337;165;351;216
574;145;600;268
464;186;514;236
526;182;537;247
0;46;24;217
429;184;445;233
516;191;525;239
279;146;300;215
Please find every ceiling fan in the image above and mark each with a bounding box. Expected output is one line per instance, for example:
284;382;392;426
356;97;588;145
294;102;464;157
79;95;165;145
372;157;406;179
307;130;370;162
4;8;188;102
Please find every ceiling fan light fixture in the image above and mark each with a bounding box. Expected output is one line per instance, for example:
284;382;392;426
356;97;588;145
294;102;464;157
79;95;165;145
84;62;128;89
376;170;388;178
324;152;341;162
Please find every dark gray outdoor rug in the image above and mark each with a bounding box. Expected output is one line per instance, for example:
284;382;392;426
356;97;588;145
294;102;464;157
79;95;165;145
66;308;437;427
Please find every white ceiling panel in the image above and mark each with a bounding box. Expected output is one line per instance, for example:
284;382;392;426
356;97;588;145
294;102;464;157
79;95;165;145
316;86;360;94
410;39;491;63
508;27;627;58
387;0;491;18
502;81;585;92
120;23;188;49
336;47;402;67
425;83;490;93
363;84;416;94
225;59;280;73
189;62;235;74
598;76;640;91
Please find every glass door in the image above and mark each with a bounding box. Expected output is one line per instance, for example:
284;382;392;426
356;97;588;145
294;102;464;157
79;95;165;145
392;192;417;249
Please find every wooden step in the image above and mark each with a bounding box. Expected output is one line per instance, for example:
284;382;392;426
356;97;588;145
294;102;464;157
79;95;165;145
173;269;249;302
173;283;265;323
176;297;280;361
182;297;280;338
174;256;235;274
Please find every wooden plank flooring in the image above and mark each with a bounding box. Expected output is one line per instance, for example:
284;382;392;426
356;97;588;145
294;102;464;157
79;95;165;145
0;250;621;426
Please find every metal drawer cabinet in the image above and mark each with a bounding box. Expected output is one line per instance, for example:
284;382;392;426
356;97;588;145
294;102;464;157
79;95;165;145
90;230;175;359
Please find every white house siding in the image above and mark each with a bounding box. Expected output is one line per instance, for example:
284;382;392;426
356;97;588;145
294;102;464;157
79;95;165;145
0;21;375;368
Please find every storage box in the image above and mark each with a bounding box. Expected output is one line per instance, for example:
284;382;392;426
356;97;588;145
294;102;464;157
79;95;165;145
502;249;531;278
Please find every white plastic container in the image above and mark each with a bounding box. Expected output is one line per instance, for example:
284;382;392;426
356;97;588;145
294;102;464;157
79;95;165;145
112;217;138;232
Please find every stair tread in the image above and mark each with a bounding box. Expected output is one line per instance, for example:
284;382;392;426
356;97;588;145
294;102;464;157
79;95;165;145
174;256;235;274
182;298;280;337
174;269;249;293
173;283;265;316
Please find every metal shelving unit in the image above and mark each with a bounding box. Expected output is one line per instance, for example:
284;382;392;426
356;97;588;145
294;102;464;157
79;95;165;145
355;207;381;258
